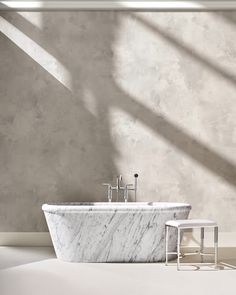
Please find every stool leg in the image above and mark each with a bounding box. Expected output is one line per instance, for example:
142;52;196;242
214;226;218;268
200;227;204;263
177;228;180;271
165;225;168;266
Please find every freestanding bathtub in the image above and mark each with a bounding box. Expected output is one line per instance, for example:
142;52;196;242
42;202;191;262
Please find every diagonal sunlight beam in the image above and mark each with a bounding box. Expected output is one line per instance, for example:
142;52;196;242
0;16;72;91
132;13;236;88
111;83;236;188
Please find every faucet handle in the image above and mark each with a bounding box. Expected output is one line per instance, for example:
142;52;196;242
126;184;134;188
124;184;133;202
102;183;112;202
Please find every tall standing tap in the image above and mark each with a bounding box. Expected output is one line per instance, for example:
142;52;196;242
134;173;138;202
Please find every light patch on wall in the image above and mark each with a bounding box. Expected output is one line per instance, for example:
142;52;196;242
112;14;160;111
0;16;72;91
112;13;186;114
17;11;42;29
108;106;169;201
82;88;98;117
109;106;157;157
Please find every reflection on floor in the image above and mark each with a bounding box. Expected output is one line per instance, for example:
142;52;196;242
0;247;235;295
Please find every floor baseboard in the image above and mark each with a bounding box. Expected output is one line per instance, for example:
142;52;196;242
0;231;235;247
0;232;52;246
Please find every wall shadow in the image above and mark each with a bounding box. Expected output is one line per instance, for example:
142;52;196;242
218;11;236;26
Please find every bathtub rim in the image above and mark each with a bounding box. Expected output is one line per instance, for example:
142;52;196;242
42;202;191;213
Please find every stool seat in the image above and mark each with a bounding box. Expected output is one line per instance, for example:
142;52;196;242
166;219;217;228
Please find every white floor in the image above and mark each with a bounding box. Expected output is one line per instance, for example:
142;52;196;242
0;247;236;295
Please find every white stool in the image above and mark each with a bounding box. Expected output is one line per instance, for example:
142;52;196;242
165;219;218;270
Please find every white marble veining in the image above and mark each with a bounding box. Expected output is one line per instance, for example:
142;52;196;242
42;202;191;262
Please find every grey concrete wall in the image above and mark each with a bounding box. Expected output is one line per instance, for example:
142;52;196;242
0;11;236;232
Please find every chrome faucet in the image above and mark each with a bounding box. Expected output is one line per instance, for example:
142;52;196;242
103;174;138;202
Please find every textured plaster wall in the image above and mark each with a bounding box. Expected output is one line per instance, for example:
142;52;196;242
0;11;236;231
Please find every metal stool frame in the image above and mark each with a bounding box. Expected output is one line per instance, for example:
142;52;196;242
165;223;218;270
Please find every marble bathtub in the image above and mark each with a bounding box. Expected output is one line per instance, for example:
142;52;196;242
42;202;191;262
